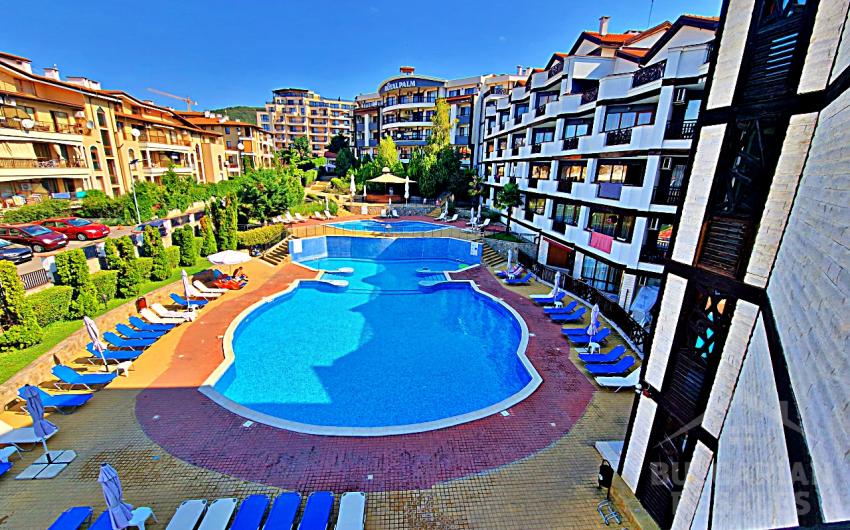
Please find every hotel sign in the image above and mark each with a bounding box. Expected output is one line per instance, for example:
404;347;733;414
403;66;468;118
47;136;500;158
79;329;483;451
380;77;443;93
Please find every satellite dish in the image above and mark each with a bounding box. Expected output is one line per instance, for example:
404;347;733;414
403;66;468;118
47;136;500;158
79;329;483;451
74;110;86;119
20;118;35;130
86;120;95;130
130;128;141;138
237;142;245;150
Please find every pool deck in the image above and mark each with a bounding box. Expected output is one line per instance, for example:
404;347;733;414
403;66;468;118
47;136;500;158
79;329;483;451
0;223;636;529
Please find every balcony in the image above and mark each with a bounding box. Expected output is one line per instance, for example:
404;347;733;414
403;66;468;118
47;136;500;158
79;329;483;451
562;136;579;150
597;182;623;200
527;178;539;189
523;209;535;222
557;179;575;193
665;119;697;140
0;157;87;169
580;87;599;105
511;146;520;156
514;114;524;125
639;243;670;264
531;143;542;154
632;60;667;88
651;185;683;206
605;128;632;146
535;105;546;117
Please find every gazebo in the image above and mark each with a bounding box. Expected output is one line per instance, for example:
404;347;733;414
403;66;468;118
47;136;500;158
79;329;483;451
365;167;416;203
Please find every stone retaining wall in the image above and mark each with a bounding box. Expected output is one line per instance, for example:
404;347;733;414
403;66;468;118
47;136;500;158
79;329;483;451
483;236;538;261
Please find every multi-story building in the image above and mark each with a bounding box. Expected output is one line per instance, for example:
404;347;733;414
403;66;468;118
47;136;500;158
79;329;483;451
353;67;525;166
178;111;275;173
0;51;228;204
480;15;718;310
617;1;850;528
256;88;354;158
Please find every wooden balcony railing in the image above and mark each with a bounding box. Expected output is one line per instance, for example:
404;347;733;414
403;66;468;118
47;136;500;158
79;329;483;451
0;157;87;169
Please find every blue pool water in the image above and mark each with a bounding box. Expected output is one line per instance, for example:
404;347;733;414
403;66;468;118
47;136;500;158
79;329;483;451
329;219;447;233
211;237;534;433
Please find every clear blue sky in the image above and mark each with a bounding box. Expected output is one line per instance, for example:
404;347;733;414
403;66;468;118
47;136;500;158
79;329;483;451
2;0;721;109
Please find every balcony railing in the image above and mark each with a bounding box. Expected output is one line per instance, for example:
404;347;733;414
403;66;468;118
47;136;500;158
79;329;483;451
597;182;623;200
523;209;535;221
514;114;523;125
511;146;520;156
535;105;546;117
527;178;539;189
632;60;666;88
580;87;599;105
531;143;543;154
0;157;87;169
605;127;632;146
651;185;683;205
665;119;697;140
0;118;85;134
139;133;191;146
557;179;575;193
639;243;670;264
562;136;579;150
548;61;564;78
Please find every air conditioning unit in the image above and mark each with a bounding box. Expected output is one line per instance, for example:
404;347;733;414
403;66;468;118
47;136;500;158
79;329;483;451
673;88;687;104
661;157;673;170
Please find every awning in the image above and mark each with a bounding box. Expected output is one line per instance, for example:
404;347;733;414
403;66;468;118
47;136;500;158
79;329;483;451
368;167;415;185
0;141;37;159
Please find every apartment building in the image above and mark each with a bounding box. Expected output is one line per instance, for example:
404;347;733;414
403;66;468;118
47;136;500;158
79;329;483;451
178;111;275;173
480;15;718;310
617;1;850;528
0;51;228;205
256;88;354;158
353;67;525;166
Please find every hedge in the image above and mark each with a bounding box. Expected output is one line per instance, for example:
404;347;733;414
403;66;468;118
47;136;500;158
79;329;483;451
166;246;181;269
237;224;286;248
52;249;100;318
92;270;118;303
0;261;42;350
25;286;73;327
137;257;154;280
1;199;71;224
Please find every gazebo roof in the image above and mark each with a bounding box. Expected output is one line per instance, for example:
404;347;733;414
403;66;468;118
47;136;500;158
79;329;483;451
367;167;415;184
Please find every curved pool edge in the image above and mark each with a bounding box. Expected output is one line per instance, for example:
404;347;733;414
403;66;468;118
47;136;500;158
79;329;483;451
198;275;542;437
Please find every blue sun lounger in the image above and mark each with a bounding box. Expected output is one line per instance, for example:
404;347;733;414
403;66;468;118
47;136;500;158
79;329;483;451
230;494;271;530
297;492;333;530
0;460;12;478
585;355;637;376
103;331;156;349
170;293;209;309
578;345;627;363
51;365;117;390
496;265;522;278
86;343;142;363
116;323;166;340
504;272;533;285
565;328;611;345
550;307;586;322
130;315;176;332
48;507;93;530
18;386;93;414
531;290;567;305
263;492;301;530
543;301;578;314
89;511;113;530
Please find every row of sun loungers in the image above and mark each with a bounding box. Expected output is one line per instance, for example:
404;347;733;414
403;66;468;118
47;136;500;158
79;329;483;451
271;210;338;225
48;491;367;530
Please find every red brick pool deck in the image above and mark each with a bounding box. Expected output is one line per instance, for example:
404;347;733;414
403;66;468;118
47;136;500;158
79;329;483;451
135;263;596;492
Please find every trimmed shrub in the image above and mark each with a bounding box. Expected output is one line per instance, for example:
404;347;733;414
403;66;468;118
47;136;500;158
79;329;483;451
199;215;217;256
92;270;118;302
114;236;141;298
143;226;171;281
237;224;286;249
172;225;198;267
103;239;122;270
1;199;71;224
136;257;153;280
53;249;100;317
25;286;73;327
0;261;43;350
165;246;180;270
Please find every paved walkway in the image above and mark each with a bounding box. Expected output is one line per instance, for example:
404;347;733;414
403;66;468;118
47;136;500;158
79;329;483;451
0;230;636;529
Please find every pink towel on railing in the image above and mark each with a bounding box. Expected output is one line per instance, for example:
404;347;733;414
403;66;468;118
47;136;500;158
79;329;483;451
589;231;614;253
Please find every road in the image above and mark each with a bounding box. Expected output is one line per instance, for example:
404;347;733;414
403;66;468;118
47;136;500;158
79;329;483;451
14;226;136;275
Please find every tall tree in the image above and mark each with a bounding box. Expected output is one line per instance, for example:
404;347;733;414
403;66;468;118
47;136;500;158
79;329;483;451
495;183;522;233
426;99;452;155
334;146;356;177
433;148;462;196
376;136;400;170
467;170;485;205
326;134;349;153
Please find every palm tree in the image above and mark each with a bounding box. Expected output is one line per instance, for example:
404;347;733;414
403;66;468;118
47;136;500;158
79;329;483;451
495;183;522;233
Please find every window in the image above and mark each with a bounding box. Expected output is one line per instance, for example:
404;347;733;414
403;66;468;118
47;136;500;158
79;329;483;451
552;202;580;225
515;104;529;118
581;255;622;293
530;162;551;179
89;146;101;171
563;118;593;138
261;115;269;122
96;108;107;128
449;89;460;97
587;208;636;241
595;160;646;185
532;128;555;144
458;125;470;137
495;165;505;177
537;91;559;107
458;106;471;116
527;196;546;215
226;141;232;148
604;104;656;131
559;162;587;182
512;135;526;147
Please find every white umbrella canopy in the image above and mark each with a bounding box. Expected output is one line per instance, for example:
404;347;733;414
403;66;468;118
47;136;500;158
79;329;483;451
83;316;108;371
588;303;601;336
477;204;482;223
349;173;356;196
206;250;251;266
98;463;134;529
181;269;192;302
553;271;562;296
506;249;513;271
20;384;58;462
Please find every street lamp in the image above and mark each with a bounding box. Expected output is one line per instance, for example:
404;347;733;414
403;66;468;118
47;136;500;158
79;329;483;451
128;128;143;224
237;142;245;175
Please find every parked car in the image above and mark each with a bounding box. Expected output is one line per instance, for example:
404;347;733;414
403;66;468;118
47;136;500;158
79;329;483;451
0;224;68;253
0;238;33;264
133;219;168;237
37;217;111;241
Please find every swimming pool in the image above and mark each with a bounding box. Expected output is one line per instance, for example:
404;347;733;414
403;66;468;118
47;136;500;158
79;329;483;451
202;236;541;436
329;219;447;233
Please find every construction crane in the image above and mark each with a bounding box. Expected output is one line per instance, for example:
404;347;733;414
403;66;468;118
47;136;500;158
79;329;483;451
146;87;198;111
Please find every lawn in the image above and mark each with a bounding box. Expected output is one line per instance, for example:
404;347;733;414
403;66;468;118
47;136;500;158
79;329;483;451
486;232;527;243
0;259;212;384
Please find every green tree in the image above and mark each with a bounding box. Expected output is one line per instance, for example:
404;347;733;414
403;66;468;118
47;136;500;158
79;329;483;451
199;214;218;256
468;170;485;205
407;149;436;197
103;239;123;271
235;168;291;223
375;136;400;171
113;236;141;298
211;194;239;251
0;261;42;350
434;148;463;197
280;136;312;166
53;249;101;317
172;225;198;267
495;183;523;233
334;146;356;177
326;134;349;153
426;99;452;155
143;226;171;280
161;169;196;212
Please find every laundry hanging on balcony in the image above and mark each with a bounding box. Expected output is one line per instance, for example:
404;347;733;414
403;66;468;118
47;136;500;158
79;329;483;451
589;230;614;254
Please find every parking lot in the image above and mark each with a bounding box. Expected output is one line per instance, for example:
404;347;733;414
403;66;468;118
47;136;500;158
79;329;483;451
12;225;136;275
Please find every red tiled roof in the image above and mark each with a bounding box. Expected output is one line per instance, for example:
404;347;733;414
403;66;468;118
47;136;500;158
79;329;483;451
0;51;30;62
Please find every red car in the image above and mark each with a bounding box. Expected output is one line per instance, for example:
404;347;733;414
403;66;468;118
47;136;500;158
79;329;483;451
0;224;68;253
38;217;111;241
